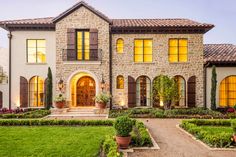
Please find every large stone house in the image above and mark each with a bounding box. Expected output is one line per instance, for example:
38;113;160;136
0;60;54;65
0;1;235;109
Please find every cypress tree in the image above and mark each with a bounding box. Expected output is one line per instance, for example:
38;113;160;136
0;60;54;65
211;65;217;110
46;67;53;109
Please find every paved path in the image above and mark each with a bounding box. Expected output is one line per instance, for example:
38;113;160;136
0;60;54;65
128;119;235;157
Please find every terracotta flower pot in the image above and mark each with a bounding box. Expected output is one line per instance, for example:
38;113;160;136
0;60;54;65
55;101;65;109
115;136;131;149
96;102;106;109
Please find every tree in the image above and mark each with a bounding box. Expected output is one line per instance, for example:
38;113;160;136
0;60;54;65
211;65;217;110
46;67;53;109
153;75;179;110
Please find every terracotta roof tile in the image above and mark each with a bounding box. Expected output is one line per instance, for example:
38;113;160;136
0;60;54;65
0;17;54;25
204;44;236;63
112;19;213;28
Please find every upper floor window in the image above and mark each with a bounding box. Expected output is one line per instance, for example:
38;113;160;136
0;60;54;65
116;38;124;53
117;75;124;89
134;39;152;63
169;39;188;63
27;39;46;63
77;31;90;60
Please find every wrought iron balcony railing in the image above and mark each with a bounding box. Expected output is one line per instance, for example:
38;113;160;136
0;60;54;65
62;49;102;61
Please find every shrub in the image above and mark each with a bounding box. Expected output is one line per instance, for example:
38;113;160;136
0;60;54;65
46;67;53;109
231;120;236;135
131;121;153;147
114;116;134;137
181;119;234;148
0;119;114;126
102;136;122;157
0;109;51;119
94;92;111;104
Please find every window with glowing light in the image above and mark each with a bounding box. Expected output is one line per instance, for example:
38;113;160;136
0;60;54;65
77;31;90;60
169;39;188;63
27;39;46;63
134;39;152;62
116;38;124;53
29;76;45;107
117;75;124;89
220;76;236;107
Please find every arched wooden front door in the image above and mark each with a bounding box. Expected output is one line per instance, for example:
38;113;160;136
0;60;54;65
76;76;96;107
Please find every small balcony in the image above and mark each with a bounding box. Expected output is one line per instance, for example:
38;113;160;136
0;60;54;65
62;49;102;62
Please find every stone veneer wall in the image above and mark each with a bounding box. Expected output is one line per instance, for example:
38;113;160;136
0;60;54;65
112;34;204;107
55;6;110;104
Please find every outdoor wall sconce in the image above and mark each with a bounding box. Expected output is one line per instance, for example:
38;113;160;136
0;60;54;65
101;74;105;91
58;78;64;91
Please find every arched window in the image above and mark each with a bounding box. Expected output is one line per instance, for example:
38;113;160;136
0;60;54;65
136;76;151;106
117;75;124;89
174;76;186;107
220;76;236;107
116;38;124;53
29;76;45;107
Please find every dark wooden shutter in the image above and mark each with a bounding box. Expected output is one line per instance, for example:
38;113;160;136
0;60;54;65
89;29;98;61
20;76;28;108
128;76;136;108
44;78;48;107
67;28;76;61
0;91;2;109
188;76;196;108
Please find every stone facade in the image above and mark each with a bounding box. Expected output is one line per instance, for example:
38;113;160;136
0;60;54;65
112;34;204;107
55;6;110;106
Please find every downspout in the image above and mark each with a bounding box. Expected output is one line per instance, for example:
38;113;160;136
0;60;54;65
203;62;210;109
109;26;112;110
7;31;12;110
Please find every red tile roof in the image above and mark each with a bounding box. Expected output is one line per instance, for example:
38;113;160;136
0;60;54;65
0;17;54;25
112;19;213;28
204;44;236;64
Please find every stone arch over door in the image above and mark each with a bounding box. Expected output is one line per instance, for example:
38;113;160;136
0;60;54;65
187;76;196;107
0;91;2;108
67;70;99;107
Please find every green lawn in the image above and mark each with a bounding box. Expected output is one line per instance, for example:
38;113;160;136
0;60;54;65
0;126;114;157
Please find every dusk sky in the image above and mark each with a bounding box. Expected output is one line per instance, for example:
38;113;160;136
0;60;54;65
0;0;236;48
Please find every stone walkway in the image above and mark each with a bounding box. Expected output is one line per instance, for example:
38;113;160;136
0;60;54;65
128;119;235;157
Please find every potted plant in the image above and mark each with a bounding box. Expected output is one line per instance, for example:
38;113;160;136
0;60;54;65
114;116;134;149
94;92;111;109
54;94;66;109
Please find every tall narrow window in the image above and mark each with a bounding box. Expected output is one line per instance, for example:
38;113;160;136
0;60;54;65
134;39;152;62
29;76;45;107
77;31;90;60
174;76;186;107
169;39;188;63
27;39;46;63
117;75;124;89
116;38;124;53
220;76;236;107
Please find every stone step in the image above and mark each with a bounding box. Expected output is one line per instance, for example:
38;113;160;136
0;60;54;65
48;113;107;117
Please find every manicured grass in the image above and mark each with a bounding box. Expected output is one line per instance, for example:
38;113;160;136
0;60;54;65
0;126;114;157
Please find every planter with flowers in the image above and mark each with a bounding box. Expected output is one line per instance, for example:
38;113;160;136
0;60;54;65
94;92;111;109
54;94;66;109
114;116;134;149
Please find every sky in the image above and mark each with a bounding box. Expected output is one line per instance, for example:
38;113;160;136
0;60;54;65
0;0;236;48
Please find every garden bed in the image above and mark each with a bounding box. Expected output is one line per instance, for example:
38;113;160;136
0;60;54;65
0;109;51;119
180;119;235;148
109;107;234;119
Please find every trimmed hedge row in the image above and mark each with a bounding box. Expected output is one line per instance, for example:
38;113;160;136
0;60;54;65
180;119;234;148
232;120;236;134
0;119;114;126
102;136;122;157
0;110;51;119
131;121;153;147
109;107;228;119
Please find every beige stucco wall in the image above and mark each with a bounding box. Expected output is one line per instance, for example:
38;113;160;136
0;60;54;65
206;66;236;108
10;31;56;108
55;6;110;106
112;34;204;107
